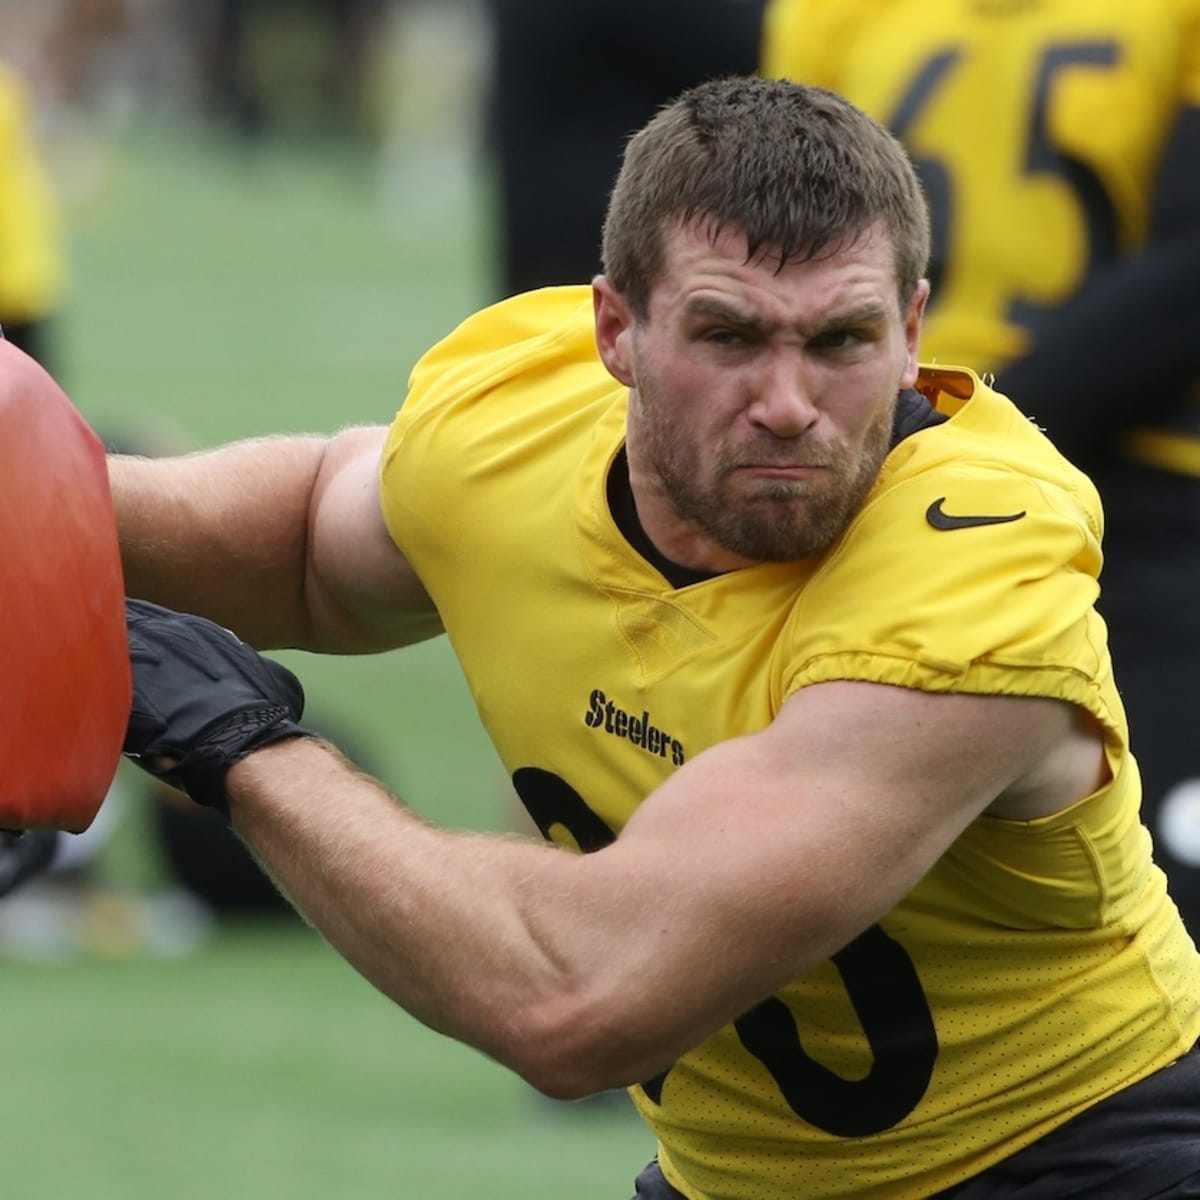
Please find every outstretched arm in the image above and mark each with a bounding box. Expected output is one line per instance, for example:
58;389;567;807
109;425;441;652
223;677;1103;1098
122;604;1105;1098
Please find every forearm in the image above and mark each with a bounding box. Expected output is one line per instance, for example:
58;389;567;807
109;436;328;648
223;738;728;1097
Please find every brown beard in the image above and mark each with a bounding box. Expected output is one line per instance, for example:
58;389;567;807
641;394;896;562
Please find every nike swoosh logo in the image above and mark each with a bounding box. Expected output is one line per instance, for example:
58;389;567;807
925;497;1027;530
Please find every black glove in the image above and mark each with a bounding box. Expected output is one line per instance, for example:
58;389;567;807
124;599;313;814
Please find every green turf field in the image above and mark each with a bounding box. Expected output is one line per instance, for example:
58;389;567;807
2;120;652;1197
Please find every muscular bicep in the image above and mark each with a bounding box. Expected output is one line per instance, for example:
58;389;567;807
305;426;443;652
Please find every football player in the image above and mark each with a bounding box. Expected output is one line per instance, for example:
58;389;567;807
115;78;1200;1198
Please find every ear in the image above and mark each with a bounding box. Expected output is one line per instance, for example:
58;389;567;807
900;278;931;388
592;276;636;387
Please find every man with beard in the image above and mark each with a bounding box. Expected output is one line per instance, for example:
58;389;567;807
113;78;1200;1198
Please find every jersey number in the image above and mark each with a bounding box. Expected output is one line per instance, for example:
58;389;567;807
889;40;1120;325
513;767;939;1137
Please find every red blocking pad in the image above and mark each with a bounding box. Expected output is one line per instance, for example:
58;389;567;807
0;341;130;831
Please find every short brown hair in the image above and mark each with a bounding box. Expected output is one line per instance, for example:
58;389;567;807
601;76;930;318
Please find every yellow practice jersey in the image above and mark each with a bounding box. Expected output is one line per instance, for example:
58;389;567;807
380;288;1200;1199
0;64;64;322
764;0;1200;475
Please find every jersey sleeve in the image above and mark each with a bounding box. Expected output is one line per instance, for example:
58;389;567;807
392;286;596;428
778;460;1118;728
379;286;607;574
380;286;596;523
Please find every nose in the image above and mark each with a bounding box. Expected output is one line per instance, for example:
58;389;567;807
746;354;820;438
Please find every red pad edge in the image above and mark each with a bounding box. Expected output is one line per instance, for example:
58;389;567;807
0;341;131;831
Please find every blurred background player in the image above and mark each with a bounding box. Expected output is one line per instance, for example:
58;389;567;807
482;0;768;297
763;0;1200;936
189;0;391;141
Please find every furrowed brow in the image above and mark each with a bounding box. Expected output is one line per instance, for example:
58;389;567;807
684;298;768;333
818;302;891;334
